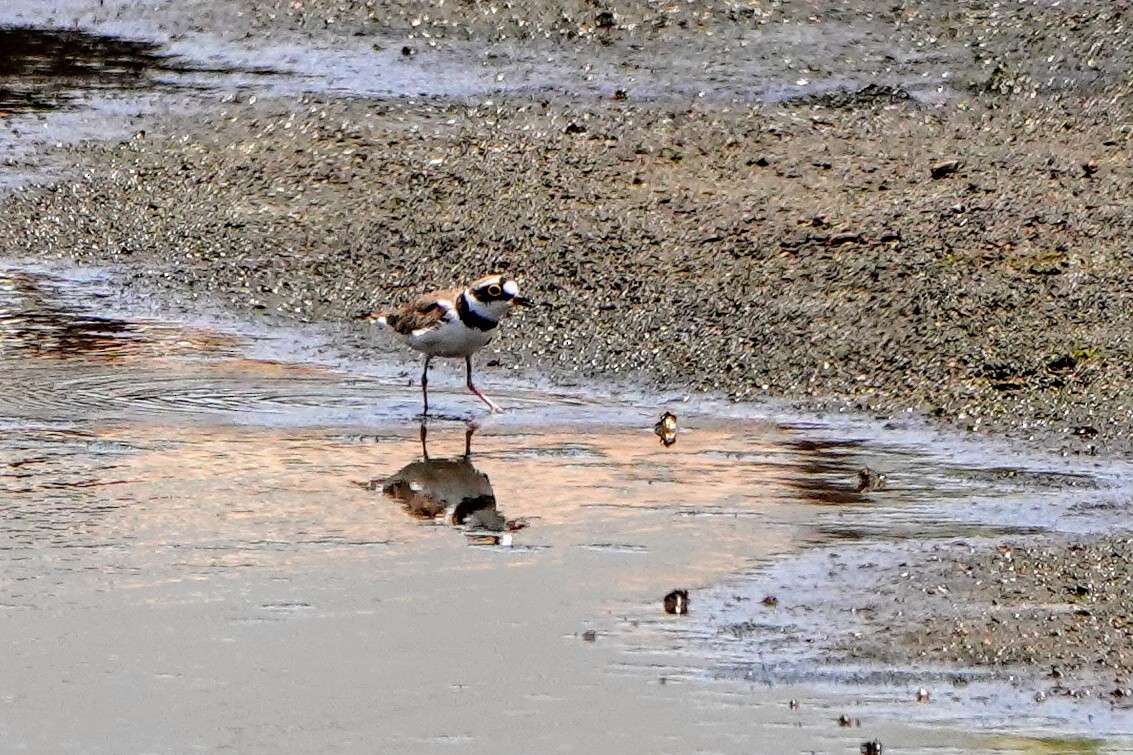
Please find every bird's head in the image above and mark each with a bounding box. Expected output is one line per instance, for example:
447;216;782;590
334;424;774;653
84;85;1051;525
466;274;532;317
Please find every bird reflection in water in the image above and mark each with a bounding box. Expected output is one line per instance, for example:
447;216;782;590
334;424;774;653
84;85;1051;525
377;422;526;544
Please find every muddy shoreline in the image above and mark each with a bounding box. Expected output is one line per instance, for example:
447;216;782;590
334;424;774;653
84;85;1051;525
4;0;1133;726
7;93;1133;451
719;532;1133;706
838;535;1133;703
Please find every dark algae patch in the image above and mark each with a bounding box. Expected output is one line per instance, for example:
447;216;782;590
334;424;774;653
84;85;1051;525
0;24;281;114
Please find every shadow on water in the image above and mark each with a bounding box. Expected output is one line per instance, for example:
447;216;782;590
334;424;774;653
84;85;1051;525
0;24;280;114
1;269;136;354
0;267;242;361
0;26;162;111
782;439;875;505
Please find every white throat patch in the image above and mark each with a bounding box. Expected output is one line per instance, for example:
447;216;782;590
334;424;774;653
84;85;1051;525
466;293;494;318
466;286;513;323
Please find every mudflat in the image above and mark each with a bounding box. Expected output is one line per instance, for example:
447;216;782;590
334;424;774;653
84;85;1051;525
4;0;1133;732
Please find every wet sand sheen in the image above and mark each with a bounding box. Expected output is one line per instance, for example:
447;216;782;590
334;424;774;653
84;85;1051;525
0;403;1083;750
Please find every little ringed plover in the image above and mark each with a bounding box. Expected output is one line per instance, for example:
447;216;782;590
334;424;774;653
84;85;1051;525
364;274;529;414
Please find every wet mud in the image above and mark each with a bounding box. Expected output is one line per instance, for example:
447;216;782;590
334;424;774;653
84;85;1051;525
842;537;1133;700
2;69;1132;456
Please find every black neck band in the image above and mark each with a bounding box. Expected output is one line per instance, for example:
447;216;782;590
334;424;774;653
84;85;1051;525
456;294;498;332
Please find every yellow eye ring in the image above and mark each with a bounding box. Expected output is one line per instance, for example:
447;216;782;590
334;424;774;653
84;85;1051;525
487;284;503;297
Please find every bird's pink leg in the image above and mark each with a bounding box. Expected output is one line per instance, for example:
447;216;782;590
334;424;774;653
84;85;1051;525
465;356;502;413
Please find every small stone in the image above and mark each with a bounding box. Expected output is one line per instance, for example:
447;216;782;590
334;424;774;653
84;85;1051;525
930;160;961;179
857;467;887;492
654;411;678;447
663;589;689;615
828;232;864;246
582;629;597;642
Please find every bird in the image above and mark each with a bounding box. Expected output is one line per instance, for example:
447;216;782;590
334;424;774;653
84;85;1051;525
364;274;530;414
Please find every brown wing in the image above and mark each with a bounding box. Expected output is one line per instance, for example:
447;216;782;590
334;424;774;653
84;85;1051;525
381;288;459;336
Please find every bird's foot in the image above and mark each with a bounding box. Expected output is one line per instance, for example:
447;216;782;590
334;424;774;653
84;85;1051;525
468;383;503;413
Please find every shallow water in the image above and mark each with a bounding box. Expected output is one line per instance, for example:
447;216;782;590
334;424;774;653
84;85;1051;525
0;2;969;187
0;5;959;105
3;261;1132;753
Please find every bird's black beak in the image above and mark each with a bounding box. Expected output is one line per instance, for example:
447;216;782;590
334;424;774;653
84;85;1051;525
512;295;533;307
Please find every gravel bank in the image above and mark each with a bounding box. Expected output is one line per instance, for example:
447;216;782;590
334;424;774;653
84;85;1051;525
831;535;1133;702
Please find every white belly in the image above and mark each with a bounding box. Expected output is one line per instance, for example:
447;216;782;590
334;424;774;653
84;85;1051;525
407;319;496;358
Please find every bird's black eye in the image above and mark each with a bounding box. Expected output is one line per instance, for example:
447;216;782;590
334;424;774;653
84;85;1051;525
487;284;502;297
